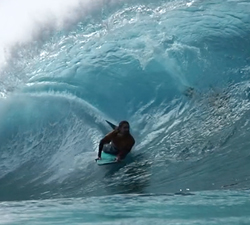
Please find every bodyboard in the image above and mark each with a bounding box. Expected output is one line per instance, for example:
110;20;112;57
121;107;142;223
96;152;118;165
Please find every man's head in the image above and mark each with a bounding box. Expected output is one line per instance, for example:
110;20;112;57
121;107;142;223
118;120;130;135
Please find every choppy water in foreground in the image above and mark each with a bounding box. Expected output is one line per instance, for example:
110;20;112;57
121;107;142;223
1;191;250;225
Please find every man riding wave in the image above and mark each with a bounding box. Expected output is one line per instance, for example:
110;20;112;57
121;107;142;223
97;121;135;161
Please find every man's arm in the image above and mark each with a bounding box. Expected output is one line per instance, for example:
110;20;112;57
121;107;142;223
98;131;115;158
98;139;108;158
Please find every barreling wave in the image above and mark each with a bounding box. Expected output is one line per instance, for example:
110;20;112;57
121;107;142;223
0;0;250;201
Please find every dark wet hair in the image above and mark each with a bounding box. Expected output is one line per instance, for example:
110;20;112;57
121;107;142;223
118;120;130;128
118;121;130;132
114;121;130;135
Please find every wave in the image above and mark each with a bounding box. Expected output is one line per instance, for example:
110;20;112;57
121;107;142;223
0;0;250;201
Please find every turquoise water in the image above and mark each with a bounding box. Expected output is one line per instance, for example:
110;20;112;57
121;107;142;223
1;191;250;225
1;0;250;224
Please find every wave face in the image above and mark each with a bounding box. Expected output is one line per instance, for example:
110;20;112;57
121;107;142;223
1;0;250;201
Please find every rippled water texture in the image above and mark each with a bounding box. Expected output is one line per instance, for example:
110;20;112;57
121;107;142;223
0;0;250;224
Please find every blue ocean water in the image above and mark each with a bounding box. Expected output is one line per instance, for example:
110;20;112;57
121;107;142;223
1;0;250;224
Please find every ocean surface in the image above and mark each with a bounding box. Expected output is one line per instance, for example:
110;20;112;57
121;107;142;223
1;0;250;224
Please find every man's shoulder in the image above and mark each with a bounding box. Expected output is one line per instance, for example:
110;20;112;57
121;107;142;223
129;134;135;143
105;130;117;138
